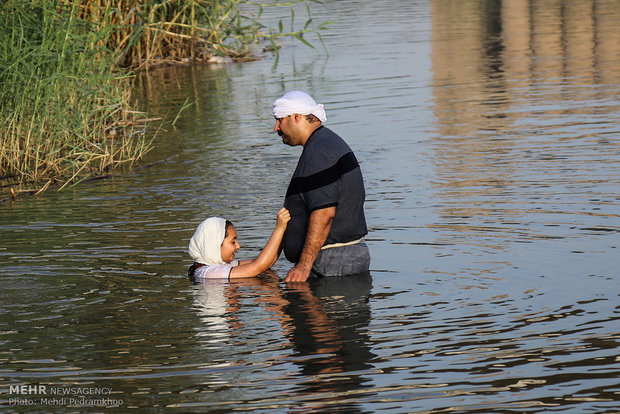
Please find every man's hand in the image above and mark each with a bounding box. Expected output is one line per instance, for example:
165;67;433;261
285;264;312;282
284;206;335;283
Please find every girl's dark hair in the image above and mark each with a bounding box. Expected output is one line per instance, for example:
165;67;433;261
224;220;234;237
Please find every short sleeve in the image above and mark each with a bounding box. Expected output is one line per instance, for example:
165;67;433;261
296;152;360;212
302;178;339;212
289;128;359;213
194;263;235;280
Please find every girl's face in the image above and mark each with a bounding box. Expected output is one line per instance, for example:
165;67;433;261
221;226;240;262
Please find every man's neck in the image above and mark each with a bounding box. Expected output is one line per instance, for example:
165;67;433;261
301;123;323;147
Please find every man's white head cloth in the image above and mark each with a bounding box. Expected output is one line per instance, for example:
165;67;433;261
188;217;227;265
272;91;327;123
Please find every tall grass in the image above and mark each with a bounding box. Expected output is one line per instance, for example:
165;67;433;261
0;0;152;193
0;0;325;195
80;0;327;69
79;0;257;68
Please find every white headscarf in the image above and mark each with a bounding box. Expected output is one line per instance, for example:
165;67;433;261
188;217;227;265
272;90;327;122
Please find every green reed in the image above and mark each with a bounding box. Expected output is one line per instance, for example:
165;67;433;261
80;0;327;69
0;0;325;195
1;0;152;193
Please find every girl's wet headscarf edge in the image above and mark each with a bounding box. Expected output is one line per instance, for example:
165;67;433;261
188;217;227;266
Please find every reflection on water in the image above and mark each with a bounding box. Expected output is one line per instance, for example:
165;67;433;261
428;0;619;278
1;0;619;412
282;275;374;403
184;273;375;412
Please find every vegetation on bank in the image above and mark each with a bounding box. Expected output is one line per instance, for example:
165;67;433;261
0;0;327;199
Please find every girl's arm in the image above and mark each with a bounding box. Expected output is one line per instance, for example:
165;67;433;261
229;208;290;278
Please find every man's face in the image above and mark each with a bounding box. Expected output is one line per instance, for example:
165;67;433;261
274;114;297;146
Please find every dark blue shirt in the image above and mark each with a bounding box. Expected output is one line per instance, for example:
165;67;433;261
283;126;368;263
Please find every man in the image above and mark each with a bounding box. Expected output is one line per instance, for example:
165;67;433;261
272;91;370;282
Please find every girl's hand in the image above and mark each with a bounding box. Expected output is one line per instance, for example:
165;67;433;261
276;207;291;228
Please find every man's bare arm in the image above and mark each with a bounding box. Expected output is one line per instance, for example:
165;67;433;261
285;206;336;282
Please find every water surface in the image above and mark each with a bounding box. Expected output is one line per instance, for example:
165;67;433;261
1;0;619;412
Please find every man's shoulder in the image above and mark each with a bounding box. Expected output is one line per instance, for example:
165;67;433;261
295;131;359;179
312;126;345;142
306;126;352;155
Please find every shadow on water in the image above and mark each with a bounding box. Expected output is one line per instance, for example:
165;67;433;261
185;272;375;413
282;274;375;412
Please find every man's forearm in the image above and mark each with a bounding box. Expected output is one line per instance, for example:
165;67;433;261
285;207;335;282
298;207;335;268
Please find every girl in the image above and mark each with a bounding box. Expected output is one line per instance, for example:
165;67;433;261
188;207;290;281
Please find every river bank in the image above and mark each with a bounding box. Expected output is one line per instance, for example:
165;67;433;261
0;0;322;200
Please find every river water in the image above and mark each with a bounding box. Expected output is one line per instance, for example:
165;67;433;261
1;0;619;412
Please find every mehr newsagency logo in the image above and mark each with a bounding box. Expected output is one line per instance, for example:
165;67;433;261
4;383;123;408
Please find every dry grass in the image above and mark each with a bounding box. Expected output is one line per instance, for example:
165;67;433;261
0;0;326;198
0;0;153;195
